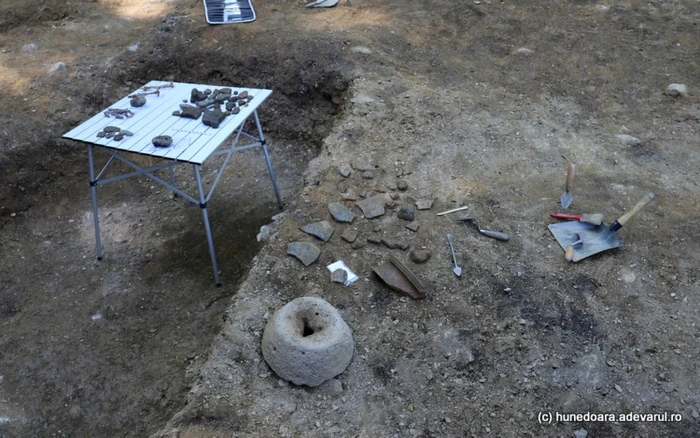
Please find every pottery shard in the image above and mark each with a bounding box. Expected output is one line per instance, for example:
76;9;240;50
331;269;348;284
103;126;120;132
113;134;124;141
215;93;230;102
300;221;335;242
218;88;232;95
238;90;249;99
356;196;385;219
341;229;358;243
225;101;236;111
96;131;106;138
179;105;201;119
152;135;173;148
232;107;241;114
405;222;420;232
191;88;207;103
409;249;431;264
202;108;227;128
381;238;409;251
287;242;321;266
328;203;355;223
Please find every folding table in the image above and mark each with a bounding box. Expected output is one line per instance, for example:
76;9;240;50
62;80;282;286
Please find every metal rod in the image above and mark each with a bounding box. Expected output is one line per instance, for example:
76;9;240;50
194;165;221;286
110;153;199;204
436;206;469;216
96;160;178;186
205;124;244;202
254;110;282;209
87;145;103;260
95;154;115;181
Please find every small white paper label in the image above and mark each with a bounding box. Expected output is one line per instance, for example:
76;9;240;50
326;260;359;286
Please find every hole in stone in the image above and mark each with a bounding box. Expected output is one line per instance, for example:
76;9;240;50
302;318;315;337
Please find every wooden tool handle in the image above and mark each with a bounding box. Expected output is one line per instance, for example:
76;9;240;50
550;213;580;220
617;193;655;226
565;163;576;191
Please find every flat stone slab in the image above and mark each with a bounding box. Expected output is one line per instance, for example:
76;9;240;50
405;222;420;232
300;221;335;242
328;203;355;223
351;159;372;171
356;196;385;219
416;199;433;210
287;242;321;266
341;229;358;243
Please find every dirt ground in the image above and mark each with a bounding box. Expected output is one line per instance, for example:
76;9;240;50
1;0;698;437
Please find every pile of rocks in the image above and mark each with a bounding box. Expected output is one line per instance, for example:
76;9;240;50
95;126;134;141
171;87;255;129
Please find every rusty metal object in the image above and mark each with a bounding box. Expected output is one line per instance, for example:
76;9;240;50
142;81;174;91
372;256;426;299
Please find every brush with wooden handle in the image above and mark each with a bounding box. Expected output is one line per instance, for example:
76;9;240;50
550;212;604;226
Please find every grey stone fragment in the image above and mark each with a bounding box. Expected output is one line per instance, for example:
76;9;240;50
121;130;133;136
666;83;688;97
218;88;232;95
341;229;358;243
362;170;374;180
172;110;181;116
350;240;366;249
48;62;67;75
104;132;114;139
328;203;355;223
225;101;237;112
152;135;173;147
262;297;354;387
215;93;231;102
410;249;431;264
390;193;400;200
238;90;249;99
202;107;227;128
339;167;352;178
405;222;420;232
397;207;415;221
300;221;334;242
573;429;588;438
367;235;382;244
386;181;397;190
96;131;106;138
331;269;348;284
22;43;38;53
113;134;124;141
103;126;120;132
416;199;433;210
130;95;146;107
356;196;385;219
381;238;409;250
397;180;409;191
615;134;640;146
351;160;372;171
179;105;201;119
191;88;207;103
287;242;321;266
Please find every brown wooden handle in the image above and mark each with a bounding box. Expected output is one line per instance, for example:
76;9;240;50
565;163;575;192
617;193;655;226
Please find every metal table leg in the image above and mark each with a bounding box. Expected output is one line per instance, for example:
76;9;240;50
253;110;283;209
87;144;103;261
194;165;221;286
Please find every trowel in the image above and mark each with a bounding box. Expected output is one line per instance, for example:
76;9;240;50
446;234;462;277
560;163;575;210
549;193;655;262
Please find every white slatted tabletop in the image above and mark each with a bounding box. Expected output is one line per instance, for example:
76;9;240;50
63;80;272;165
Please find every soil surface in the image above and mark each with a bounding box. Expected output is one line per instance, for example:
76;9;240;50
1;1;699;437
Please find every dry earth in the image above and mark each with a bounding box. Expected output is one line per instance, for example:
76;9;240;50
1;1;699;437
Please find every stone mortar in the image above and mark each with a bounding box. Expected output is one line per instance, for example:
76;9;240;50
261;297;354;387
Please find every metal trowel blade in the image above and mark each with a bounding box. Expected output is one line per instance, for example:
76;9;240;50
560;191;573;209
566;231;623;262
453;267;462;277
548;221;608;251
